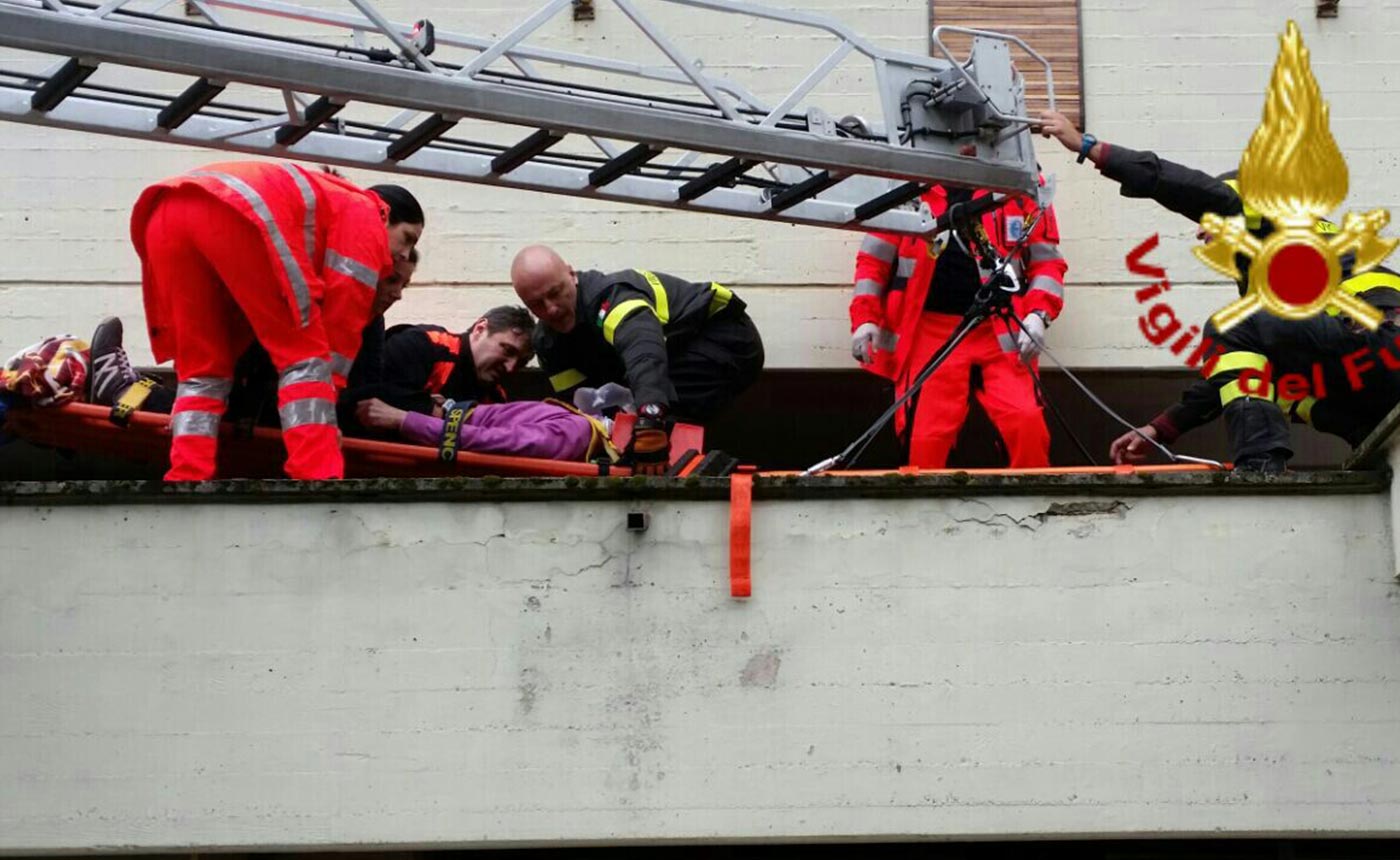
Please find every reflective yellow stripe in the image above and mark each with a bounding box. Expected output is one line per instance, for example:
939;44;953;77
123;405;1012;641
602;299;654;344
1222;179;1263;230
1341;270;1400;296
638;270;670;323
1294;396;1316;424
1208;351;1269;378
549;368;586;392
1220;379;1275;407
1227;177;1335;234
708;282;734;317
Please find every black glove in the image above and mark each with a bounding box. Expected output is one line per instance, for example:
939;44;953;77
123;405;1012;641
627;403;671;476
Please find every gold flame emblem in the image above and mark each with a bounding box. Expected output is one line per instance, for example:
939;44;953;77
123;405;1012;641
1196;20;1397;331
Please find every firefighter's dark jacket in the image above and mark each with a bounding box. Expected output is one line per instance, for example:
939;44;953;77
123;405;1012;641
353;324;504;416
533;268;744;409
1099;143;1400;442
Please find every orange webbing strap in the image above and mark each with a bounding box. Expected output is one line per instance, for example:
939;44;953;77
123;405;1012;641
728;468;755;598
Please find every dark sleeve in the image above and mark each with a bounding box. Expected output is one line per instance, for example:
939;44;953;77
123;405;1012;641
346;316;386;389
533;324;598;397
604;283;673;408
1154;317;1283;442
1097;143;1245;224
1154;378;1223;443
354;327;437;416
380;328;436;391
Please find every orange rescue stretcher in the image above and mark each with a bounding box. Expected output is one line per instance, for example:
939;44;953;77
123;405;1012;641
1;401;708;479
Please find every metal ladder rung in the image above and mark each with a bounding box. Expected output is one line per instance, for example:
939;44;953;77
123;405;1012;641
30;58;97;113
853;181;926;222
490;128;563;175
274;95;342;146
769;170;841;213
386;113;457;161
678;157;756;202
588;143;664;188
157;78;225;130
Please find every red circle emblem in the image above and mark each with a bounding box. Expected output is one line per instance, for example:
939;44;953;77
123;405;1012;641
1267;243;1330;306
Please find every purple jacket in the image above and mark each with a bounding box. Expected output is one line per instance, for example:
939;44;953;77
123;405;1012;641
400;401;594;461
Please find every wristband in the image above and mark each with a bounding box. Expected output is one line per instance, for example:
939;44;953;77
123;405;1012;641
1077;133;1098;165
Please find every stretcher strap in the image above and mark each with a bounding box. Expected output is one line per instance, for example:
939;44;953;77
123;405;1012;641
109;377;157;427
438;401;474;462
728;469;754;598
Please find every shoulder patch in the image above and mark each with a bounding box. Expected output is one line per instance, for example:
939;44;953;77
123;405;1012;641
1005;215;1025;243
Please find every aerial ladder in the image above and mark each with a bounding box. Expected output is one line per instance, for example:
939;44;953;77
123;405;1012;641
0;0;1055;237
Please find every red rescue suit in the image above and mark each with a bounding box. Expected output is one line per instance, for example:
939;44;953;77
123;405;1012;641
850;182;1068;468
131;161;393;481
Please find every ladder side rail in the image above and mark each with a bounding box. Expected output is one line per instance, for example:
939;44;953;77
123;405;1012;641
205;0;772;113
0;82;938;235
930;24;1055;126
459;0;570;77
506;55;621;160
607;0;742;122
343;0;434;72
201;0;768;163
0;4;1040;194
198;0;1043;187
756;40;851;129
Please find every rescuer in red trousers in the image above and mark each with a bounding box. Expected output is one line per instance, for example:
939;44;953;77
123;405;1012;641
849;182;1068;468
130;161;424;481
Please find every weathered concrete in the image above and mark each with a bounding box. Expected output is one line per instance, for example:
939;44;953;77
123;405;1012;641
2;488;1399;851
0;470;1387;506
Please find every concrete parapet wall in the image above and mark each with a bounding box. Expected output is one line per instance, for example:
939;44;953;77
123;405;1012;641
2;482;1398;850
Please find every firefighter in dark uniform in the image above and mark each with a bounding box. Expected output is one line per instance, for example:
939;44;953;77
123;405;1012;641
1038;110;1400;470
511;244;765;474
340;306;534;435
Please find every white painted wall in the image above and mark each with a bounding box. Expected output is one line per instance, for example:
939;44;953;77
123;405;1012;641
2;0;1399;369
1;490;1398;850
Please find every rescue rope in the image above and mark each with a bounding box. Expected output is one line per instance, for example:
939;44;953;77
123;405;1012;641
1004;313;1224;469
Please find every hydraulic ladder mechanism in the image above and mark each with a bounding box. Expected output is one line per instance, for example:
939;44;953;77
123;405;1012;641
0;0;1055;236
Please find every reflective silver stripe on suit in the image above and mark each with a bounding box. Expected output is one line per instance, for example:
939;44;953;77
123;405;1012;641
997;332;1018;352
176;376;232;401
329;352;354;378
279;357;332;388
279;398;337;429
1029;274;1065;297
874;328;898;351
859;235;897;263
281;163;317;258
325;249;379;291
171;410;220;437
1028;243;1064;263
896;256;917;278
854;277;884;297
190;170;313;327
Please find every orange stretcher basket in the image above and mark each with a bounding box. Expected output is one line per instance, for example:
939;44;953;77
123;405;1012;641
2;401;706;479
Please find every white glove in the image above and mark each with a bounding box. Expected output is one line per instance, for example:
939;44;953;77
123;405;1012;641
573;382;634;416
851;322;880;365
1015;313;1047;362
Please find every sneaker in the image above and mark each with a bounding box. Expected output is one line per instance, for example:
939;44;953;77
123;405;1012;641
87;316;139;406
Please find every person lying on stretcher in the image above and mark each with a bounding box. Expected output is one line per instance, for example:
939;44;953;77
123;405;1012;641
355;394;618;463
